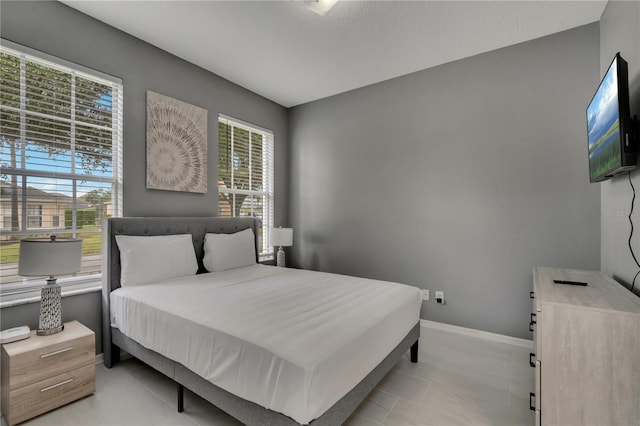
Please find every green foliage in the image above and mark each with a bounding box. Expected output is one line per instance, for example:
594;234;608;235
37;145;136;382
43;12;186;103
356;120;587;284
65;209;96;228
1;231;103;263
1;51;114;174
1;50;115;234
82;189;111;205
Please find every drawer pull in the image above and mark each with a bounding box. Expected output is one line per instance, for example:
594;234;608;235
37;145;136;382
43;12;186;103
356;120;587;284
529;352;536;367
530;291;535;299
40;347;73;358
40;378;74;393
529;313;537;332
529;392;536;411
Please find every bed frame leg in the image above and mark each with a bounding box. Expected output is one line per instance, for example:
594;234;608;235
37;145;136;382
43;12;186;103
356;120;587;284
104;343;120;368
111;343;120;364
410;340;419;363
177;384;184;413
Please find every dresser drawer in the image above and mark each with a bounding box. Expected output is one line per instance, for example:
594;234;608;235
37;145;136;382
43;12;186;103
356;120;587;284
8;332;94;390
6;363;95;426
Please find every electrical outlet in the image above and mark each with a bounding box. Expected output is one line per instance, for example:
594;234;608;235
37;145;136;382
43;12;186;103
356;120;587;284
435;291;445;304
421;289;429;301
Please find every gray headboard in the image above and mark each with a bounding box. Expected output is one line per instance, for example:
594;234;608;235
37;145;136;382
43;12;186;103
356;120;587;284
101;216;260;366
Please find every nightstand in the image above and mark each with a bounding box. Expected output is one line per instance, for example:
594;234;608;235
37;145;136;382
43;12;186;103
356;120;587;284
1;320;95;426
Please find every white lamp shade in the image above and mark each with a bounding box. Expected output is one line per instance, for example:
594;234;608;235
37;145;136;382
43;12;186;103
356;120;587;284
270;228;293;247
18;238;83;277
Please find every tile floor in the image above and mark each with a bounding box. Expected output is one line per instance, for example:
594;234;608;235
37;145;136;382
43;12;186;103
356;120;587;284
2;325;534;425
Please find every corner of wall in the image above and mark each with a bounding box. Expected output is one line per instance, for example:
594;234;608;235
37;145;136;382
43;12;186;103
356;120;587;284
599;0;640;296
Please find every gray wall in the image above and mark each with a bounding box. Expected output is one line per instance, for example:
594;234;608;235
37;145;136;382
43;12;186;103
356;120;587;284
0;292;102;353
600;1;640;297
289;24;601;339
0;1;289;351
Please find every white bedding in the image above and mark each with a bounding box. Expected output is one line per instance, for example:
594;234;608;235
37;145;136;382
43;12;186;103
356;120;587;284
110;264;420;424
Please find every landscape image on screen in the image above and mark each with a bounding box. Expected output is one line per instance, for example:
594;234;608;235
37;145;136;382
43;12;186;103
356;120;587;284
587;59;621;181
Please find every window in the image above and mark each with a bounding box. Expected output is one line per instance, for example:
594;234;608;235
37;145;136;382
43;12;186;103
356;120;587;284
1;203;10;230
0;40;123;289
26;204;42;228
52;205;61;228
218;115;274;260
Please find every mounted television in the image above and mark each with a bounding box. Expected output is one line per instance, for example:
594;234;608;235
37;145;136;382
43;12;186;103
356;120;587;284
586;53;636;183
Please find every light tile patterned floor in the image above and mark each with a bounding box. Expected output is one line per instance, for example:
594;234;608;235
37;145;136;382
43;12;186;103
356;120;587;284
2;325;534;425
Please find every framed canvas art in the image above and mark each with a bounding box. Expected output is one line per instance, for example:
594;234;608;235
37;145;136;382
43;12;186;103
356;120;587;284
146;91;208;193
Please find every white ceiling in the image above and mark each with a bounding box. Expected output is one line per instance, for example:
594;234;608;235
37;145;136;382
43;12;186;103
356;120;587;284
62;0;607;108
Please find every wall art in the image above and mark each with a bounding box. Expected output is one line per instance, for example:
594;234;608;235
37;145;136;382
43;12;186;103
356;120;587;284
146;91;207;193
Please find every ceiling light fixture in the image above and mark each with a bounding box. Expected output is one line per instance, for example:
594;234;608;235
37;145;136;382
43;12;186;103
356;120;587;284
300;0;338;16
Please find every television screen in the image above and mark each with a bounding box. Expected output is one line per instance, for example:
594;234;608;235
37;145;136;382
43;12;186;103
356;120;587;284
586;53;634;182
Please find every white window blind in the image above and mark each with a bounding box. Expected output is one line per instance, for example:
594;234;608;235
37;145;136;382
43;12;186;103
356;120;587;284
218;115;274;260
0;40;123;291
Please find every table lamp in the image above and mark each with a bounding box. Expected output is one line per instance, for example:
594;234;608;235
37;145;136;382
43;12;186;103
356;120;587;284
18;236;82;335
270;227;293;267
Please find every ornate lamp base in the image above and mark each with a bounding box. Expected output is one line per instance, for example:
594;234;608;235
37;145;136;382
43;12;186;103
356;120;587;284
37;277;64;336
276;246;286;267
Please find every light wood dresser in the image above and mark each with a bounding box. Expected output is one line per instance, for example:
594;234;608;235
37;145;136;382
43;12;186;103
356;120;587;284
530;267;639;426
1;320;95;425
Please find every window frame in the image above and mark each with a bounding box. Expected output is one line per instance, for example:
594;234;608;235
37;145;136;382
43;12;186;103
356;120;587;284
217;114;274;261
0;39;123;295
26;204;42;229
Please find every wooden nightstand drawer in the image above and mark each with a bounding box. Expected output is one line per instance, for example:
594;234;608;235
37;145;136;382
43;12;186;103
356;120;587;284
8;334;94;390
7;363;95;426
4;321;94;390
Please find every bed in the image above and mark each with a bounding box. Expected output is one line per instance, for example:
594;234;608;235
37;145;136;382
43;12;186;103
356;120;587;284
102;217;421;425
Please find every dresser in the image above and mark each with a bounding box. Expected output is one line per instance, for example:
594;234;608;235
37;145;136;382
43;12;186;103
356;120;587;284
530;267;639;426
1;320;95;426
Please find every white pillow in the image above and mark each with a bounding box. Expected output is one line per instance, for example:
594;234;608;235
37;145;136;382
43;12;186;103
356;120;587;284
115;234;198;286
203;228;256;272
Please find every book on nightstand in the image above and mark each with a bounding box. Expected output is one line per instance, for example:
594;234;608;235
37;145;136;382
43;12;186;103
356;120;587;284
0;326;31;344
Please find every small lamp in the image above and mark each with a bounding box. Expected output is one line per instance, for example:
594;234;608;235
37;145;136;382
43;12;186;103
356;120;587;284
270;227;293;267
19;236;82;335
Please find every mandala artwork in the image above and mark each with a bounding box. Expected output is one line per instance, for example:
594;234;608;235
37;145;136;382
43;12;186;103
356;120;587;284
146;91;208;193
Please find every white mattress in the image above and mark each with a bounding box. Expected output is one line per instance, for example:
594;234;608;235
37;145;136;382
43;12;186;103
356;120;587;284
110;265;420;424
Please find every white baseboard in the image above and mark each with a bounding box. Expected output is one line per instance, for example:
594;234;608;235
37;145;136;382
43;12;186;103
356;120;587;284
421;319;533;349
